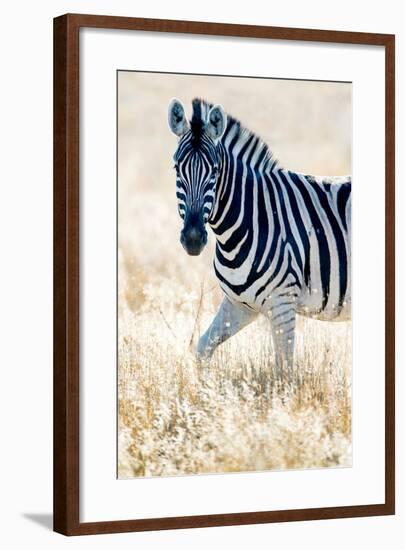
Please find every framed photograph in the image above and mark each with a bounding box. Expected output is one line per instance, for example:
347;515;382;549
53;14;395;535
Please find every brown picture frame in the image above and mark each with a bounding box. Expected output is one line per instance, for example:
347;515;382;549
53;13;395;536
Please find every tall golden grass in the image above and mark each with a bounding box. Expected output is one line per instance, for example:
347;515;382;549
117;71;352;478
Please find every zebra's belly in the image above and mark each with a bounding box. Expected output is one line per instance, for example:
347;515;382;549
219;279;351;321
215;253;352;321
296;289;351;321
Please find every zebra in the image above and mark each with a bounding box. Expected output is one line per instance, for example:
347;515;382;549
168;97;351;381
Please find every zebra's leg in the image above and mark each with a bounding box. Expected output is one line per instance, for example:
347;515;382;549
196;296;257;361
268;300;297;383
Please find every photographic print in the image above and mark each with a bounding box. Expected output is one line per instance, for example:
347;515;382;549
117;71;352;479
53;15;394;534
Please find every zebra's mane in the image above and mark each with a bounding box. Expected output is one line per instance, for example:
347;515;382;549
191;98;279;171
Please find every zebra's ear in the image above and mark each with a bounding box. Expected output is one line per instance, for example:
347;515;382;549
206;105;227;141
168;98;189;137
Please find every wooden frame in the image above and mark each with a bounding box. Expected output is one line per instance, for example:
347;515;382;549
53;13;395;536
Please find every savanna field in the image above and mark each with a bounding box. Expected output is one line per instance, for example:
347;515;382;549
117;72;352;478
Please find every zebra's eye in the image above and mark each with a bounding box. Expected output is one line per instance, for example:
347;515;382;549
177;204;185;219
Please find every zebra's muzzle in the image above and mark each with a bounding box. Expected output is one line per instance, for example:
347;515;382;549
180;226;207;256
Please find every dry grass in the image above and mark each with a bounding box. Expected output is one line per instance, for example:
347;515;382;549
117;72;352;479
118;248;352;478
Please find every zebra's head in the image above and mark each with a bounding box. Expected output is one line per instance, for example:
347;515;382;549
168;98;227;256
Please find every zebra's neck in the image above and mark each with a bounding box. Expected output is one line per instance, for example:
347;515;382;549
209;117;278;236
